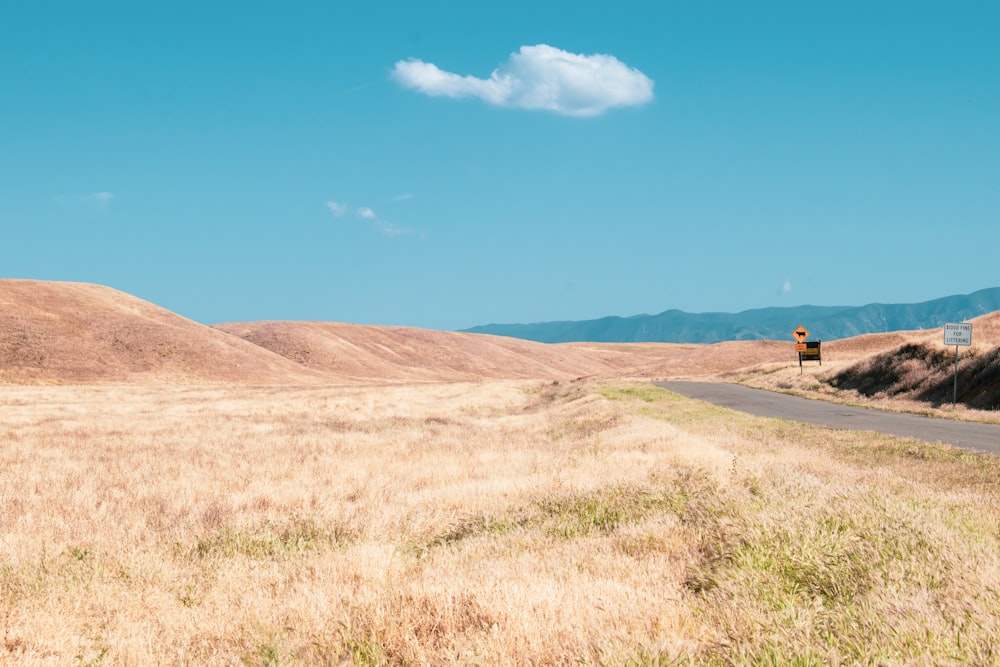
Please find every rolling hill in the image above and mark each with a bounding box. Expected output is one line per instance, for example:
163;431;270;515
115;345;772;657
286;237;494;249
3;279;999;405
0;280;624;384
0;280;329;384
212;320;620;382
0;280;829;384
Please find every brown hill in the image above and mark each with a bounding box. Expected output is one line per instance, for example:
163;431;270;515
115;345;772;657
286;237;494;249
212;320;619;382
0;280;622;384
0;280;328;384
213;322;836;383
965;309;1000;346
6;279;998;388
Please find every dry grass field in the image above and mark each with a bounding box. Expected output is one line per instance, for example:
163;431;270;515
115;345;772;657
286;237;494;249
5;280;1000;664
4;380;1000;665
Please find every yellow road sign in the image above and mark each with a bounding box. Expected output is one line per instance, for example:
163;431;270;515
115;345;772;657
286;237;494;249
795;342;807;352
793;325;810;341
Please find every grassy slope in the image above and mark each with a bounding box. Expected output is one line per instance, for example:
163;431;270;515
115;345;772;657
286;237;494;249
827;342;1000;410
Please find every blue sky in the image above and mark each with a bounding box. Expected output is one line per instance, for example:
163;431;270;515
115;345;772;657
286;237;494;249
2;2;998;330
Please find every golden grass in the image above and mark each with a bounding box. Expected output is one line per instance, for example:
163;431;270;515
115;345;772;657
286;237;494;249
3;381;1000;664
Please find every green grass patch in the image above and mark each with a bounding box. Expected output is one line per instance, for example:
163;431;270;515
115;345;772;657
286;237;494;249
188;517;352;561
409;513;526;558
599;385;673;403
601;383;739;424
410;479;709;558
537;480;707;541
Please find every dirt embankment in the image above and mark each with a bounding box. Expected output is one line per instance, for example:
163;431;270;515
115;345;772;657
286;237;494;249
820;310;1000;410
828;342;1000;410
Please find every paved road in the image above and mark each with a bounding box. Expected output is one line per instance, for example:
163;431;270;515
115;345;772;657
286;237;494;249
656;381;1000;456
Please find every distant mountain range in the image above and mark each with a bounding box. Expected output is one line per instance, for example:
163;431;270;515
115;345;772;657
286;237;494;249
462;288;1000;344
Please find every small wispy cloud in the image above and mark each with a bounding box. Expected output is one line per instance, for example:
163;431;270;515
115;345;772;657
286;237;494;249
342;82;374;96
391;193;415;202
782;281;793;294
391;44;654;117
326;200;349;217
326;200;423;239
371;219;421;239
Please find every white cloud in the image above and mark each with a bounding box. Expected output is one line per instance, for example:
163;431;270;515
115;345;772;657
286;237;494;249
391;44;654;117
326;200;349;217
391;193;415;201
392;60;511;105
783;281;793;294
356;207;376;219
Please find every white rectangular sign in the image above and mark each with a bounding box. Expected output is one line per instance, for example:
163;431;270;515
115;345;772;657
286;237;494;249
943;322;972;346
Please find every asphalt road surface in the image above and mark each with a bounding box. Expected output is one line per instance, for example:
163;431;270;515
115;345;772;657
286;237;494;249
656;381;1000;456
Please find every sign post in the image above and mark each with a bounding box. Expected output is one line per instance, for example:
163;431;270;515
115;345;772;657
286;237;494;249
792;326;820;374
943;323;973;405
